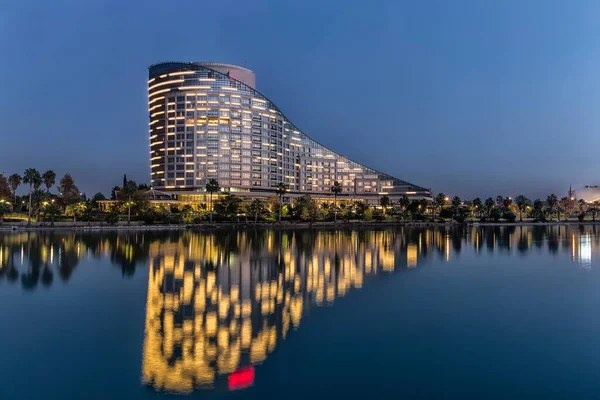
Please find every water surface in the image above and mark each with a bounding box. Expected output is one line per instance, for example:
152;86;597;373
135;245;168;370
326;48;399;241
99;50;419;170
1;226;600;399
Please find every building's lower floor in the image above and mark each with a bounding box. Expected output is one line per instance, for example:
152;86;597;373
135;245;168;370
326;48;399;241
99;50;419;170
97;188;432;211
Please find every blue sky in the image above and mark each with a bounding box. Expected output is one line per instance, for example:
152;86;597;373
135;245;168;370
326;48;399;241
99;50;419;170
1;0;599;199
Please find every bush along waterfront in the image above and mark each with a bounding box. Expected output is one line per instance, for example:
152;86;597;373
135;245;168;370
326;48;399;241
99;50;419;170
1;174;599;225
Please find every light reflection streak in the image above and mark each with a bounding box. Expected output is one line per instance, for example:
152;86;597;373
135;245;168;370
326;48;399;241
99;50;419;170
1;226;600;393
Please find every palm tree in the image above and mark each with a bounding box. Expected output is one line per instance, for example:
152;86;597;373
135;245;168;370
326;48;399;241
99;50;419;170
23;168;41;225
432;193;446;221
514;194;530;222
330;181;342;223
42;170;56;193
547;194;558;221
121;180;138;224
8;174;21;205
451;196;461;208
380;194;390;216
472;197;483;219
275;183;288;222
248;199;264;223
399;195;410;221
205;179;220;222
484;197;495;218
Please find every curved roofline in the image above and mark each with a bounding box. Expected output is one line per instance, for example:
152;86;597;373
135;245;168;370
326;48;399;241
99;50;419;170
149;61;254;74
148;62;429;193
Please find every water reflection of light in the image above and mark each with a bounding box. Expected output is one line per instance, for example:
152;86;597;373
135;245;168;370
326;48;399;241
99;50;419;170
140;231;413;394
579;234;592;270
407;244;417;268
3;227;600;394
228;366;254;391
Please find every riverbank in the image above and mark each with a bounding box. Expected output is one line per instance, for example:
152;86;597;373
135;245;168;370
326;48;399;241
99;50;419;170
2;219;600;232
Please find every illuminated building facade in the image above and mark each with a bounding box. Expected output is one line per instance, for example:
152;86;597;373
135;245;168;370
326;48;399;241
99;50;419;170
575;186;600;203
148;62;431;204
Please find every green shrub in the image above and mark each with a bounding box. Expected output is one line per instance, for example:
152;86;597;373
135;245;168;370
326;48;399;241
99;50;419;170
503;211;516;223
105;211;119;225
439;208;453;219
490;207;502;222
372;209;384;221
165;213;182;224
453;214;466;224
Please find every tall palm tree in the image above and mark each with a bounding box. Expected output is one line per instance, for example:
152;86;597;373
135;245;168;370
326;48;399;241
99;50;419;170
380;194;390;216
8;173;21;205
330;181;342;223
514;194;530;222
399;195;410;221
205;179;220;222
484;197;495;218
23;168;41;225
547;194;558;221
472;197;483;219
275;183;288;223
433;193;447;221
121;180;138;224
451;196;462;209
42;170;56;193
248;199;264;223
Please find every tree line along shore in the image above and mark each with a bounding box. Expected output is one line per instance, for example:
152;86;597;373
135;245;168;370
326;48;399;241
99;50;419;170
1;170;598;226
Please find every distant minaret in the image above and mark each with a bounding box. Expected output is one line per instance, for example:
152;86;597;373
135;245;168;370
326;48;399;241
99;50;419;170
568;184;573;199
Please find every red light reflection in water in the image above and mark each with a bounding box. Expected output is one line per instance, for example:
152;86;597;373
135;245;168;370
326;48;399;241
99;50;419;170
228;366;255;391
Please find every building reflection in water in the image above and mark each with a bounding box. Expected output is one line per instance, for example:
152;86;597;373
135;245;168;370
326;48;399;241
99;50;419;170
2;226;600;393
141;230;410;393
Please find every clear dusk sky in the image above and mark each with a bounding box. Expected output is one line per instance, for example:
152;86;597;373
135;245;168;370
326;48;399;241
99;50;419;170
1;0;599;200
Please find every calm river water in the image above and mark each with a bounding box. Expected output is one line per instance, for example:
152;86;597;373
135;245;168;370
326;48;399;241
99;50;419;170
1;226;600;399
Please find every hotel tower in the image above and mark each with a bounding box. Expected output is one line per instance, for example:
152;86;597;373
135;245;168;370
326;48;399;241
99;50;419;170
148;62;430;204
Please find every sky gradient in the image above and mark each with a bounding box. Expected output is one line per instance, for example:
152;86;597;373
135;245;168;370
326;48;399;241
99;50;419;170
1;0;599;199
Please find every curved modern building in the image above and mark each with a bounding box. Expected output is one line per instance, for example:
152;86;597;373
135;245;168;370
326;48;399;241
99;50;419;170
574;186;600;203
148;62;431;203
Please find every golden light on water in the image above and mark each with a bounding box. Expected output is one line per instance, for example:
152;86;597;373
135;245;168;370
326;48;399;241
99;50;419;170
140;230;406;393
2;226;600;394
